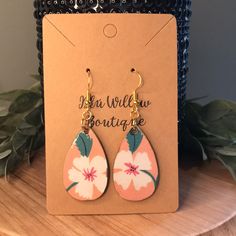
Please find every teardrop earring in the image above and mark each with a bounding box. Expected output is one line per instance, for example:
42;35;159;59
63;69;108;201
113;68;159;201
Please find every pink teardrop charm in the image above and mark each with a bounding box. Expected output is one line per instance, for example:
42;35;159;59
63;129;108;201
113;128;159;201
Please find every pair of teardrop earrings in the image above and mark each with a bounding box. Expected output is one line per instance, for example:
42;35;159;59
63;68;159;202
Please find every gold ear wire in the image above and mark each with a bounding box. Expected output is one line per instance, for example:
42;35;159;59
86;68;93;91
131;68;143;92
81;68;93;133
130;68;143;128
86;68;93;103
131;68;143;101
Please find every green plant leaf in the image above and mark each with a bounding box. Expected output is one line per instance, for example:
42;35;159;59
32;130;45;150
0;105;10;117
0;135;8;141
12;131;28;152
201;100;232;122
24;104;43;126
0;149;12;160
0;102;11;124
205;120;236;140
0;126;15;136
17;122;37;136
75;132;93;157
4;154;20;178
126;128;143;153
29;81;42;94
1;113;28;128
0;158;8;176
0;130;9;140
186;99;236;181
225;100;236;110
30;74;42;81
215;146;236;157
185;101;209;139
0;90;29;101
208;149;236;181
199;136;233;147
0;138;11;153
0;116;9;125
9;92;40;113
0;79;44;177
26;137;34;165
221;114;236;133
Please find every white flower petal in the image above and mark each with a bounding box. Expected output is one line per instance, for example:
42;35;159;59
75;180;94;199
68;167;83;182
114;171;132;190
93;174;107;193
90;156;107;174
134;152;152;170
73;157;89;171
133;171;153;191
114;150;133;171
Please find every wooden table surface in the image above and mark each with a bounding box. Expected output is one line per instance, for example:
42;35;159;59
0;152;236;236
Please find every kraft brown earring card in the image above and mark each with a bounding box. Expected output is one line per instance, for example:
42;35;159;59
43;14;178;215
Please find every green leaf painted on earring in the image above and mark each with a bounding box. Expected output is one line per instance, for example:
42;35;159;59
75;132;93;157
140;169;159;190
66;182;78;192
126;129;143;153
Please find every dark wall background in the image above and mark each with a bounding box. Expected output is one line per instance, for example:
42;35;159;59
187;0;236;102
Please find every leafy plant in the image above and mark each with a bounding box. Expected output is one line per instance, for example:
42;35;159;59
184;99;236;181
0;75;44;178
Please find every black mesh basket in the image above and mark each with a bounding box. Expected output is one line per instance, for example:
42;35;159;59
33;0;192;148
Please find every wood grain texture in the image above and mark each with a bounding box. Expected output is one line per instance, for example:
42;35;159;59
0;151;236;236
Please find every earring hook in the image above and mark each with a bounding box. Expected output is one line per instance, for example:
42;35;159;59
130;68;143;129
86;68;93;91
131;68;143;92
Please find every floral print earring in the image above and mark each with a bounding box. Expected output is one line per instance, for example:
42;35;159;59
63;69;108;201
113;68;159;201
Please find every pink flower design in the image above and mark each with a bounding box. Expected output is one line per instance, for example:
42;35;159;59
124;163;139;176
82;167;97;182
68;156;107;200
114;150;152;191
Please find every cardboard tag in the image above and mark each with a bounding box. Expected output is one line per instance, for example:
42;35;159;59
43;14;178;215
